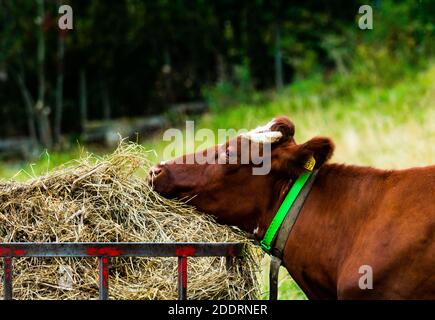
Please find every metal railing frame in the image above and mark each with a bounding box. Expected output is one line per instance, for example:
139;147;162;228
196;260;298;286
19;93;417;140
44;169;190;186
0;242;244;300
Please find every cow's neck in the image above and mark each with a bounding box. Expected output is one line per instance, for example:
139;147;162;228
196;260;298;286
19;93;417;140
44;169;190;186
259;163;388;299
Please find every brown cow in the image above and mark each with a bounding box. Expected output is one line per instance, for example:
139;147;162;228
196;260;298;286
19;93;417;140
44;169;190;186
150;116;435;299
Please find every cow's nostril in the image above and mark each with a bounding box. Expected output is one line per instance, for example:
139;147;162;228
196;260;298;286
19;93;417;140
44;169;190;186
150;165;163;177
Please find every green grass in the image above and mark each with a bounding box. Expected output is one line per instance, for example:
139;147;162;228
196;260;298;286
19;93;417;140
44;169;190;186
145;62;435;169
0;149;81;181
1;62;434;299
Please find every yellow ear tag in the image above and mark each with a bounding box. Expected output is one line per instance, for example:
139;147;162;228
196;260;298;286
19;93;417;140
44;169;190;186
304;156;316;171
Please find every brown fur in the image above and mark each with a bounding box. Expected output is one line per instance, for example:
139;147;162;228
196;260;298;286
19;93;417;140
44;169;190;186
150;116;435;299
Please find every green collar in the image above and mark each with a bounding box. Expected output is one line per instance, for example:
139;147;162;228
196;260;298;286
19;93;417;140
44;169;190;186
260;171;313;253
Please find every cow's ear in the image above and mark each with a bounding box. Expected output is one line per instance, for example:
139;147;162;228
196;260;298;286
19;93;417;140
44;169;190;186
290;137;335;172
272;137;334;175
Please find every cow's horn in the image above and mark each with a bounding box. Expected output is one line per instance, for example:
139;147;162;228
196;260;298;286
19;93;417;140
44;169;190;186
240;131;282;144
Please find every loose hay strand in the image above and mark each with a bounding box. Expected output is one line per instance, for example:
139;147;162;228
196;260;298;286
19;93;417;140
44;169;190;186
0;142;262;300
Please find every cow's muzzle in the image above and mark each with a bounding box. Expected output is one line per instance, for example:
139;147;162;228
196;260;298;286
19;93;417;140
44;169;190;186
148;164;174;198
149;165;163;178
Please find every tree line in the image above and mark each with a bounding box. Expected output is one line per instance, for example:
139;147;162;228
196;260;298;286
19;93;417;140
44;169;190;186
0;0;433;150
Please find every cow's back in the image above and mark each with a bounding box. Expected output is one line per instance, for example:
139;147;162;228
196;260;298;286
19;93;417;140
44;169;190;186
338;165;435;299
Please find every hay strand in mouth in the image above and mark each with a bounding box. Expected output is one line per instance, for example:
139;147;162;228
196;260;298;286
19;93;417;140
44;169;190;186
0;142;262;300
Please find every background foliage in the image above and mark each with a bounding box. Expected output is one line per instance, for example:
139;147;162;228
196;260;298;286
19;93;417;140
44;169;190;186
1;0;433;146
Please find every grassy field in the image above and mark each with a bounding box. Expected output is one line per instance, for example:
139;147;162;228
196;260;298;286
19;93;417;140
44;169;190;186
144;63;435;170
1;62;434;299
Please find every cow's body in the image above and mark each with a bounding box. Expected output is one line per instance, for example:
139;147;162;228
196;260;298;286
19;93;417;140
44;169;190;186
281;164;435;299
150;117;435;299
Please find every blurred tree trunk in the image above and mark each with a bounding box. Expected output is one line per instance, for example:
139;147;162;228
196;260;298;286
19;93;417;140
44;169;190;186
54;23;65;146
163;47;174;104
79;69;88;132
36;0;52;148
274;22;284;91
216;53;227;82
13;68;38;146
100;77;111;120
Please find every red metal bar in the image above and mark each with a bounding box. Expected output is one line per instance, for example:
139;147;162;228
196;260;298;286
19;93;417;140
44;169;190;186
3;257;12;300
99;256;109;300
177;256;187;300
0;242;244;258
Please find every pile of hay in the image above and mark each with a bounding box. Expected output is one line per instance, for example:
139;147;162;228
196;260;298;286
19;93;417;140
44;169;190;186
0;143;261;300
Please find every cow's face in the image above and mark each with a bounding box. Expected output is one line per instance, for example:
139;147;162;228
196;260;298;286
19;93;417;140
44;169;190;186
149;116;334;234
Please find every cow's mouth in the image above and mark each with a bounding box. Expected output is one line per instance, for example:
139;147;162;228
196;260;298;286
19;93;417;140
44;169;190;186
148;165;196;200
148;165;176;198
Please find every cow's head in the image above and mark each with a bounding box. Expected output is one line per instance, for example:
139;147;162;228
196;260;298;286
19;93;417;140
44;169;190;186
149;116;334;237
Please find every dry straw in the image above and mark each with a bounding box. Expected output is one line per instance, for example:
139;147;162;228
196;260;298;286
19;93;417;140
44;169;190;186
0;143;262;300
